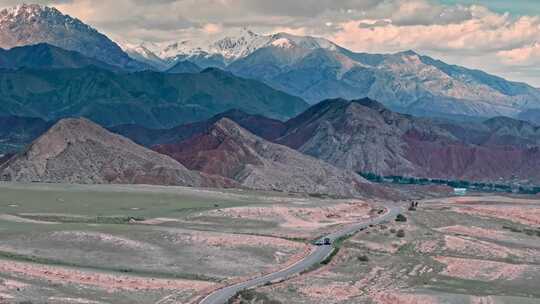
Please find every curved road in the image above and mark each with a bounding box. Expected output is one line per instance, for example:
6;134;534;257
199;203;401;304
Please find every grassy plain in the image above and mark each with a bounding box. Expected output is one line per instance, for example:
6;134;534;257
0;183;316;304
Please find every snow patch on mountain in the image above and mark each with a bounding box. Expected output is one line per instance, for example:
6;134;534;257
121;42;167;69
271;38;294;48
270;32;338;51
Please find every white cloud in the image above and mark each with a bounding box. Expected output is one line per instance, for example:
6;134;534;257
498;42;540;66
331;5;540;54
390;0;473;26
327;2;540;85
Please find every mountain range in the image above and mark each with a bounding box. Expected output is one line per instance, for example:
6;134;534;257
0;117;382;197
0;3;539;195
108;99;540;184
126;30;540;120
1;98;539;194
122;28;270;69
0;66;307;128
0;4;538;121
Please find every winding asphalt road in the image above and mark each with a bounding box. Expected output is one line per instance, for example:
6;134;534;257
199;203;401;304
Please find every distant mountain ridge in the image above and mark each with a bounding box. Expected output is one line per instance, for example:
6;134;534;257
110;109;286;147
0;43;119;71
0;3;537;119
0;66;308;128
124;29;342;70
123;28;272;68
228;42;540;118
126;30;540;119
166;60;202;74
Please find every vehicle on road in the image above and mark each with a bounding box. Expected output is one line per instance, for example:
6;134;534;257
323;237;331;245
314;237;332;246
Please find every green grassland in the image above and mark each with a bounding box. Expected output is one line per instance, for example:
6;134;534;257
0;183;275;218
0;183;312;303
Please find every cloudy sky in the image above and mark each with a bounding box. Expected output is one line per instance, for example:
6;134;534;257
1;0;540;86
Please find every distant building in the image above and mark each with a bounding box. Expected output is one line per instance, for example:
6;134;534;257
454;188;467;196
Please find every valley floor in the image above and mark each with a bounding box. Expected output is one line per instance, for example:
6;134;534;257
0;183;380;304
0;183;538;304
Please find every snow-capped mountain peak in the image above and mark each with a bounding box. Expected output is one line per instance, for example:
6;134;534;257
154;28;271;62
211;29;271;59
124;29;341;67
0;4;93;33
0;3;141;69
